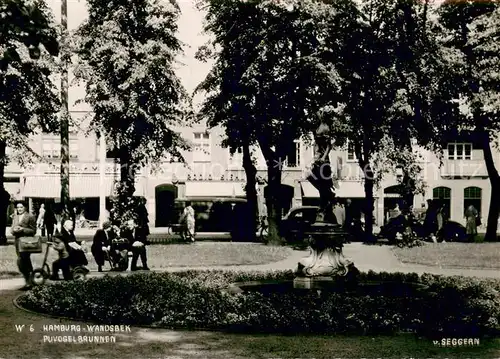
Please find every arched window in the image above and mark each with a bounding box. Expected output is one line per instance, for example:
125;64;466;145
433;187;451;219
464;187;482;217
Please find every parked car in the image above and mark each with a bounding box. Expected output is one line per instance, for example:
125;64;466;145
280;206;345;245
280;206;319;243
439;220;468;242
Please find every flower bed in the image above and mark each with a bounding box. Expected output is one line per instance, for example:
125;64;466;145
17;270;500;337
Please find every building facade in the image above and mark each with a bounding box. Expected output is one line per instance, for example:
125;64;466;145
5;124;500;229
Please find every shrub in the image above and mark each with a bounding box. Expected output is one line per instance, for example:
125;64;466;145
17;270;500;337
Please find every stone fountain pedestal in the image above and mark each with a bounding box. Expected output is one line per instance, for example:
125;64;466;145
294;222;359;289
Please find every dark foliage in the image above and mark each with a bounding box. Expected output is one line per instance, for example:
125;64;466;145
19;270;500;337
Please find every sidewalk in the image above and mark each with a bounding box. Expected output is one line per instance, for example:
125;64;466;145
1;243;499;291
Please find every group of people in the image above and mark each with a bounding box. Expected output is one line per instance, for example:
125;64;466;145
387;199;480;242
423;199;480;242
91;219;149;272
11;200;151;290
36;203;90;236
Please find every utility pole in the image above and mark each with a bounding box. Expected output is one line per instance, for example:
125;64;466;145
99;128;106;227
60;0;71;223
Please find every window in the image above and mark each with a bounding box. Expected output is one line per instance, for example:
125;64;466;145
42;139;60;159
43;137;78;159
193;132;211;162
285;140;301;168
69;139;78;159
347;140;358;162
447;143;472;160
464;186;482;217
229;147;243;167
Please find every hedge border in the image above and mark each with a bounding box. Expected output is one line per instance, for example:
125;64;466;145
13;270;500;337
12;292;434;337
12;293;228;333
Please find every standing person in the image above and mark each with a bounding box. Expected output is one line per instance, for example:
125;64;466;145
137;198;150;236
122;219;149;271
99;208;110;225
36;203;46;237
465;204;479;242
344;199;353;231
44;205;57;242
423;199;438;237
180;201;195;242
436;204;445;237
91;221;115;272
345;199;361;234
333;199;345;226
11;201;37;290
392;203;402;219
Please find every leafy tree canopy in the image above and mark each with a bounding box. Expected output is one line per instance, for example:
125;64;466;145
0;0;60;163
195;0;350;160
74;0;191;168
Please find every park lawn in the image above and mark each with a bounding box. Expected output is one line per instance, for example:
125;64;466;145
393;242;500;269
0;243;292;278
2;290;499;359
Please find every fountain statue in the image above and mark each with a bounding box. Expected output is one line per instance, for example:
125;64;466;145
294;117;359;288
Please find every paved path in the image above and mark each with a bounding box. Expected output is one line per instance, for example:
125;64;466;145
1;243;499;291
344;243;500;279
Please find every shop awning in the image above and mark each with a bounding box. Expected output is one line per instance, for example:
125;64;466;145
300;181;376;198
21;175;146;198
184;181;246;198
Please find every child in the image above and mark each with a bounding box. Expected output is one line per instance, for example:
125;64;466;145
50;237;72;280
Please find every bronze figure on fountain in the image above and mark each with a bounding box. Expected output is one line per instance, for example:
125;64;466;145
296;116;359;281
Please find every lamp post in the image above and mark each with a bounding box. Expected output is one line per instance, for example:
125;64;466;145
99;128;107;227
59;0;70;223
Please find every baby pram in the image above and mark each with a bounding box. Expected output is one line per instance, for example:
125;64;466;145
106;238;129;271
30;241;90;286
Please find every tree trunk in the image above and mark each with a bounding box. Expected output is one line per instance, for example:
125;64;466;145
402;173;416;212
266;157;283;245
480;132;500;242
59;0;70;223
486;180;500;242
362;163;376;242
242;144;257;242
0;141;8;244
112;148;137;227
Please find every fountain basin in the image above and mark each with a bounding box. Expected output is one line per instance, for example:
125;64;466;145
227;279;430;297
